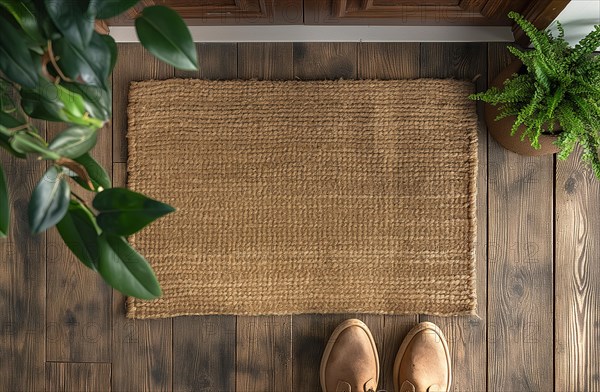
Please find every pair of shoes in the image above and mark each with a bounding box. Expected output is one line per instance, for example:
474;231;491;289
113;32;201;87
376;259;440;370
320;319;451;392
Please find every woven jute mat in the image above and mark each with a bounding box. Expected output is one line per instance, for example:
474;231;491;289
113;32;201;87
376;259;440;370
126;79;478;319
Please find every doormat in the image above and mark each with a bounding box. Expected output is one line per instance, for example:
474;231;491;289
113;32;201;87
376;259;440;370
126;79;478;318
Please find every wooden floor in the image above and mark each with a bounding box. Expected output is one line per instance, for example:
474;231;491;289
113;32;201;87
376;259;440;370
1;42;598;392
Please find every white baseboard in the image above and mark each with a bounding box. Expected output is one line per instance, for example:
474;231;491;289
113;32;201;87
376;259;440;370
109;25;514;43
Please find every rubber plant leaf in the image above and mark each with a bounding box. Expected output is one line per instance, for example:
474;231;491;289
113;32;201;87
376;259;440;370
20;78;76;122
72;153;111;191
57;157;95;190
44;0;95;49
0;14;39;88
93;187;175;236
9;131;48;156
28;166;70;234
0;0;45;45
54;32;112;89
91;0;138;20
135;5;198;71
97;233;162;299
101;34;118;74
0;112;27;158
56;199;100;270
48;125;98;159
21;78;104;128
61;82;112;122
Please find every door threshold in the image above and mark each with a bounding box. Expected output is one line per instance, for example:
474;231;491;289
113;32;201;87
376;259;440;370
109;25;514;43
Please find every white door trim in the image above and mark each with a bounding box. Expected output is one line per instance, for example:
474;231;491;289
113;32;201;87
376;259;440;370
109;25;514;43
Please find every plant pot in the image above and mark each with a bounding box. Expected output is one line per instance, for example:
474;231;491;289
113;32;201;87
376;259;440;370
484;60;561;156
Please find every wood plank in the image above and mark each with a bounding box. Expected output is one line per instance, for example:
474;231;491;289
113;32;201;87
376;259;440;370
113;44;174;163
112;163;172;392
357;42;420;392
236;316;292;392
46;362;111;392
419;42;488;392
291;42;386;392
238;43;294;80
112;44;174;392
174;43;237;79
420;42;486;81
357;42;420;80
0;121;46;391
172;42;238;392
45;117;112;362
173;316;236;392
487;42;554;391
555;147;600;391
235;42;294;392
379;318;415;392
293;42;358;80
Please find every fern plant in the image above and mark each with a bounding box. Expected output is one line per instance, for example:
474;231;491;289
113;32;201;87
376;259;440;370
471;12;600;178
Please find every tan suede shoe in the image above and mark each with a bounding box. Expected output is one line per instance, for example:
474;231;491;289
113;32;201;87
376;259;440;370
393;322;451;392
320;319;380;392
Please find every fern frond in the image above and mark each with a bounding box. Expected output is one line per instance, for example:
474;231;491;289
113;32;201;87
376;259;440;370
580;132;600;178
545;85;565;120
568;24;600;64
507;45;534;68
509;12;553;57
555;20;565;40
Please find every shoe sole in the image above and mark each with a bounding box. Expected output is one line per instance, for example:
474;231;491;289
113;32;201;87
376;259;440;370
319;318;380;392
392;321;452;392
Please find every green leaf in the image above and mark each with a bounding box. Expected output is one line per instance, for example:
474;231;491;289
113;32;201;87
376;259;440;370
48;125;97;158
54;32;111;88
38;9;61;41
72;153;111;191
0;14;39;88
101;34;118;75
97;233;162;299
44;0;95;49
21;78;104;128
93;187;175;236
92;0;138;20
0;111;24;129
0;0;45;45
21;78;76;122
9;131;53;158
53;82;88;120
0;112;27;158
28;166;70;234
135;5;198;71
0;163;8;238
0;78;19;115
56;199;100;270
62;82;112;121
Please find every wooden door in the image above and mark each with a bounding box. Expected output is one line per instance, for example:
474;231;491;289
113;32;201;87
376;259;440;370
304;0;569;29
110;0;303;25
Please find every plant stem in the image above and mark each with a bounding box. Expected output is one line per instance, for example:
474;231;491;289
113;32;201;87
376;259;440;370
71;191;87;204
7;124;29;133
46;40;73;83
0;126;12;138
25;130;48;145
19;136;60;160
70;191;96;216
1;128;61;160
